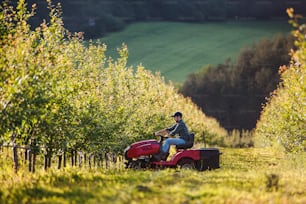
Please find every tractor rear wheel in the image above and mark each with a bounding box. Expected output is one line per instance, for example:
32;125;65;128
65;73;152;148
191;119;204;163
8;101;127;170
178;158;195;170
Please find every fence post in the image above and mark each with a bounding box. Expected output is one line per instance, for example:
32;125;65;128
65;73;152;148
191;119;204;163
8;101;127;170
13;143;18;173
32;139;38;173
202;131;206;147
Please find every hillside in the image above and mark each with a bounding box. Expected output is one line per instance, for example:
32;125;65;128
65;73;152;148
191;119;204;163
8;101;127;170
100;21;290;82
23;0;306;39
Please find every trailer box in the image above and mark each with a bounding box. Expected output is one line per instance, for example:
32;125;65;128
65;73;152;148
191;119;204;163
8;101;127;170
198;148;221;171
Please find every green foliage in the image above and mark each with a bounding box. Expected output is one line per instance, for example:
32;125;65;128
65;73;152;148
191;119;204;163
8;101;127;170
0;0;226;164
179;34;294;130
0;148;305;203
254;9;306;153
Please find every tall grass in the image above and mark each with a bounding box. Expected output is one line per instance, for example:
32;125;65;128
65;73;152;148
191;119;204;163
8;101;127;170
1;148;305;204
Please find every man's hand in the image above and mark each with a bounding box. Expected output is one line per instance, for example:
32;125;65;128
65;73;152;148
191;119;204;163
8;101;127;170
155;129;168;136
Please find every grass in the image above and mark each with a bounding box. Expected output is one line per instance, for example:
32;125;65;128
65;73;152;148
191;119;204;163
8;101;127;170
99;21;291;82
1;148;305;204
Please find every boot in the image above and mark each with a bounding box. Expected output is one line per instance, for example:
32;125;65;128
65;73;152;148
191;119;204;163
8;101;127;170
152;151;169;162
161;152;169;161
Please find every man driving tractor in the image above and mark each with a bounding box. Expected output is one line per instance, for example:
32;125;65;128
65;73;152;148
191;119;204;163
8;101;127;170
154;111;190;161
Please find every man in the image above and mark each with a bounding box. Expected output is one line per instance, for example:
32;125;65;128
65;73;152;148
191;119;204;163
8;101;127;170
154;111;190;161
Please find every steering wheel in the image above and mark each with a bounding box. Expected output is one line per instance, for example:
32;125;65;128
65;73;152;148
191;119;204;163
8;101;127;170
154;133;169;142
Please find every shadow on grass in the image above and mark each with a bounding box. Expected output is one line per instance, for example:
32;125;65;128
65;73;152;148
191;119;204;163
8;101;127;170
5;185;95;204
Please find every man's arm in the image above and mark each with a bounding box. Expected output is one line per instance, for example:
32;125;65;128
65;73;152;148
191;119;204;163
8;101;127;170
169;123;184;136
154;129;169;136
155;123;177;136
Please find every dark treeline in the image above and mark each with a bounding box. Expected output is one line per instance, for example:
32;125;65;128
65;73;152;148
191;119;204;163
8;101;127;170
179;34;295;131
14;0;306;39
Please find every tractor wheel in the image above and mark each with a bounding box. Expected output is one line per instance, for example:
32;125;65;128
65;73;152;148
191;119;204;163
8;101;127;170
128;160;141;169
178;158;195;170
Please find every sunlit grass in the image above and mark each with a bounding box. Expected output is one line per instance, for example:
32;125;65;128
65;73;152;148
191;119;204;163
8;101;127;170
1;148;305;203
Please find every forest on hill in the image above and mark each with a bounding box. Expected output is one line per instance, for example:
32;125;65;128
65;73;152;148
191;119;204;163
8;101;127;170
17;0;306;39
180;34;295;130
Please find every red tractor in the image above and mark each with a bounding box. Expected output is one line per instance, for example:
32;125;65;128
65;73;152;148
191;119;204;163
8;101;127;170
124;133;221;170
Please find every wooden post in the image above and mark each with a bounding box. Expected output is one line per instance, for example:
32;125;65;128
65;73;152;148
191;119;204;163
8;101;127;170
32;139;37;173
202;131;206;147
13;143;18;173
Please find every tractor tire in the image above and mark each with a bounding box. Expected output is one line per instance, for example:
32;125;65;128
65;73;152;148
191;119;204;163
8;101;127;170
178;158;195;170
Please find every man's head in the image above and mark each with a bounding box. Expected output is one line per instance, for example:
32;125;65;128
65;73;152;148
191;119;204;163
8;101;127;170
171;112;182;122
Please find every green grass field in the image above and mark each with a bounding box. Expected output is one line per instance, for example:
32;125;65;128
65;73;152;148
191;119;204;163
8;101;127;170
1;148;305;204
99;21;291;82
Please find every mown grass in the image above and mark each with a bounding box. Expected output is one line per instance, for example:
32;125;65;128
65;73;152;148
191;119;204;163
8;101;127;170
100;21;291;82
1;148;305;204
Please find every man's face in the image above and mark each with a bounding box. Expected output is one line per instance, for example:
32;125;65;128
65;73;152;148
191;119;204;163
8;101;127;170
174;116;181;122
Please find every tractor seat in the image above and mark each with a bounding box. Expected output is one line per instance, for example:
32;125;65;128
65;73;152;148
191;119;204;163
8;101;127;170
176;133;194;150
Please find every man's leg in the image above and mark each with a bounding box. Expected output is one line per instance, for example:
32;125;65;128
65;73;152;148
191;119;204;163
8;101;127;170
162;138;186;153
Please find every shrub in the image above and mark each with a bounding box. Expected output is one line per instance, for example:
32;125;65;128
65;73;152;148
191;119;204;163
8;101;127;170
254;9;306;153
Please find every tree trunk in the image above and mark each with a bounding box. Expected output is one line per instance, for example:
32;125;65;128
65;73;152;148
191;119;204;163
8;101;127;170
71;149;74;166
88;154;92;169
11;132;18;173
74;149;77;167
28;149;32;172
84;153;87;168
58;155;62;169
48;155;51;168
105;152;109;169
32;151;36;173
44;155;48;171
63;151;66;168
24;149;28;163
78;154;82;168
